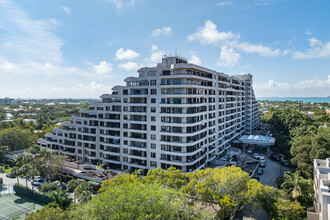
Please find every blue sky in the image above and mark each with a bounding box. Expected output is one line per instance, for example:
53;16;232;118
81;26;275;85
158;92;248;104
0;0;329;98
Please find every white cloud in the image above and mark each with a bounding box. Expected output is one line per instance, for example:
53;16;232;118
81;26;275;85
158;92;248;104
151;26;172;37
293;38;330;59
93;61;113;74
234;42;280;56
305;31;312;35
187;20;239;45
0;0;63;64
115;48;140;60
189;55;202;65
217;1;232;6
62;6;71;15
108;0;135;9
0;58;14;71
23;82;113;98
217;46;241;67
188;20;280;64
143;44;165;64
254;75;330;91
283;49;290;55
118;61;140;71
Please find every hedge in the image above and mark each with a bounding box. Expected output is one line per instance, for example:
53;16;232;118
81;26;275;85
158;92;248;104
13;184;53;204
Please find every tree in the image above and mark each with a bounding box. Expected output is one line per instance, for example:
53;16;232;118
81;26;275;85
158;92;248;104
281;172;304;200
182;166;264;219
10;166;21;184
25;206;63;220
49;188;72;210
99;172;140;192
0;127;36;151
142;167;188;189
80;183;210;219
74;182;93;203
25;168;39;190
20;164;32;187
0;145;10;158
0;166;5;173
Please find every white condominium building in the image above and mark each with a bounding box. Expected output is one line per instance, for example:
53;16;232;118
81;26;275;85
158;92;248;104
38;55;261;173
307;158;330;220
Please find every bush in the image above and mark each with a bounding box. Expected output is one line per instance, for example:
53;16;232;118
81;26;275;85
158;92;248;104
14;184;53;204
89;181;100;192
40;183;58;192
61;174;74;182
67;179;85;192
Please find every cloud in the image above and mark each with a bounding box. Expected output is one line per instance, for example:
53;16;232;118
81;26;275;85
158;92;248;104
108;0;135;9
254;75;330;91
234;42;280;56
189;55;202;65
143;44;165;64
115;48;140;60
0;0;63;64
188;20;239;45
0;58;14;71
293;38;330;59
217;1;232;6
62;6;71;15
23;82;113;98
217;46;241;67
118;61;140;71
93;61;113;74
151;26;172;37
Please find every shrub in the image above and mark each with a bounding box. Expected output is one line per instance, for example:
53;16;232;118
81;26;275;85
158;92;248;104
14;183;53;204
40;183;58;192
89;181;100;192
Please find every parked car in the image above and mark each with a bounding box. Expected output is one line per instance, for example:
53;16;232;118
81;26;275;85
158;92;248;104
257;168;264;175
247;148;253;154
260;161;266;168
31;178;46;187
269;153;278;161
259;156;265;162
253;153;260;159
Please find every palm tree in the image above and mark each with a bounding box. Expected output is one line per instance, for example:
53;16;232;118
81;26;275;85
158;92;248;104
281;172;304;200
74;182;93;203
50;188;72;210
20;164;32;187
10;167;21;184
25;168;39;190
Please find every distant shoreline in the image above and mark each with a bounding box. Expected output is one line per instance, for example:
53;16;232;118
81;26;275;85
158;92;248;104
257;97;330;103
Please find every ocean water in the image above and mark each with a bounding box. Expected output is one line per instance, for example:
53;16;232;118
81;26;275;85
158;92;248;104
257;97;330;103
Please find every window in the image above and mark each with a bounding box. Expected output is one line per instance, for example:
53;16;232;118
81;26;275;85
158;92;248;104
151;134;156;140
151;107;156;113
124;140;128;145
123;157;128;162
150;161;157;167
151;125;156;131
151;98;156;103
123;123;128;129
151;152;156;158
150;80;156;85
151;116;156;121
123;115;128;120
123;90;128;95
148;71;156;76
124;132;128;137
123;107;128;112
123;148;128;154
123;98;128;103
151;89;157;95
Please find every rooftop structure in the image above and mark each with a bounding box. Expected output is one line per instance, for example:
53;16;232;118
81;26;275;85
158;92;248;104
38;55;261;174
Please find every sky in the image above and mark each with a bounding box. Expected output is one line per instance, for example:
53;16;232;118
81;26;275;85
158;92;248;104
0;0;329;98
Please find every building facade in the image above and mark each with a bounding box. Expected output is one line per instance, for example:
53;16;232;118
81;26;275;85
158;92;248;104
38;55;261;173
307;158;330;220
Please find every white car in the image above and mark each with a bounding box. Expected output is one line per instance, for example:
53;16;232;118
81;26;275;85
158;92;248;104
31;178;46;187
253;153;259;159
259;156;265;162
247;148;253;154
